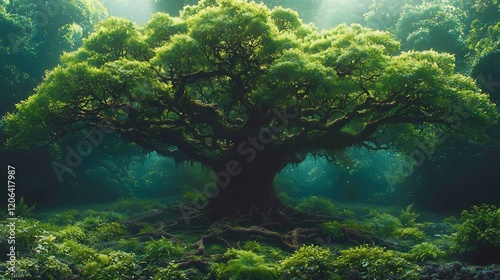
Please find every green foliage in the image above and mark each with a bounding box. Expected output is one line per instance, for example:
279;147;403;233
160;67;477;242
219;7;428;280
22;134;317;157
396;2;466;55
338;209;356;218
399;204;420;227
408;242;446;262
1;219;57;252
83;250;139;280
143;237;185;264
321;221;345;240
48;209;81;225
96;222;128;241
9;234;73;280
15;196;36;218
54;225;86;242
333;245;417;279
139;224;157;234
12;255;73;280
296;196;335;216
278;244;335;280
5;0;497;195
153;262;189;280
214;249;278;280
242;240;262;253
369;213;403;236
364;0;423;31
452;204;500;255
116;238;142;253
56;239;98;264
111;198;164;214
394;227;425;241
78;216;107;230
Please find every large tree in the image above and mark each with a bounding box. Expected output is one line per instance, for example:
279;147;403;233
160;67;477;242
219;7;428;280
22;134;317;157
4;0;497;219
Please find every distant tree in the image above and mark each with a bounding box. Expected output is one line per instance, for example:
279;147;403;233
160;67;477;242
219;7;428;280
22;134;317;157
364;0;423;32
4;0;497;219
0;0;107;115
395;2;467;66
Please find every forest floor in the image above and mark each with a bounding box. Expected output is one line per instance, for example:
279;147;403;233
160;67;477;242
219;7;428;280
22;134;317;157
1;194;500;279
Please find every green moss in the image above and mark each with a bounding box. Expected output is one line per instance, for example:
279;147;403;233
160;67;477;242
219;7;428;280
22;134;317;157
296;196;336;216
214;249;278;280
278;244;335;280
408;242;446;262
111;197;164;214
333;245;418;280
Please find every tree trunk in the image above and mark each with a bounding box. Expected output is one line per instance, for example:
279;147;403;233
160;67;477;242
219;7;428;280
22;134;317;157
205;151;291;220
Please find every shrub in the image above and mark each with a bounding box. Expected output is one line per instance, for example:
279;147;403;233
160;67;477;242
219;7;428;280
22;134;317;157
279;244;335;280
83;251;139;280
77;216;107;230
399;204;420;227
153;263;189;280
369;213;403;236
452;204;500;263
56;239;97;264
296;196;335;216
12;255;73;280
54;225;86;242
48;209;81;225
143;237;185;264
96;222;128;241
409;242;446;262
16;197;36;218
333;245;418;279
394;227;425;241
117;238;142;253
242;240;262;253
10;234;73;280
321;221;345;241
214;249;278;280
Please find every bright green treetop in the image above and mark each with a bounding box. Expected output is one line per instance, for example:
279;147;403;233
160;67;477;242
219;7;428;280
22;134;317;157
4;0;498;168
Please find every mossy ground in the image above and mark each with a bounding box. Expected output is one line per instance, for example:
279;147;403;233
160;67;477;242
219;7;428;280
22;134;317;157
1;196;499;279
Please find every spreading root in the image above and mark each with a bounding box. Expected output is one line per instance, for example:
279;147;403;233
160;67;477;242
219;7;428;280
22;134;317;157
122;204;395;258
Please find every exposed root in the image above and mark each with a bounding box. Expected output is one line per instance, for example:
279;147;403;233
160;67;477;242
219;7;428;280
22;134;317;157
122;204;396;257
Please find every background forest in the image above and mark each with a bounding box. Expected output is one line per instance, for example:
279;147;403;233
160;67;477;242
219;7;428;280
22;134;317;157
1;0;499;212
1;0;500;279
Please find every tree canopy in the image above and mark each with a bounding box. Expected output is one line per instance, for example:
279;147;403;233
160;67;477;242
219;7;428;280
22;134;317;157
3;0;498;217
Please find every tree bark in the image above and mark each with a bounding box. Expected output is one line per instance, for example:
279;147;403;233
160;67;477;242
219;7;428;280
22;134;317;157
205;150;291;220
